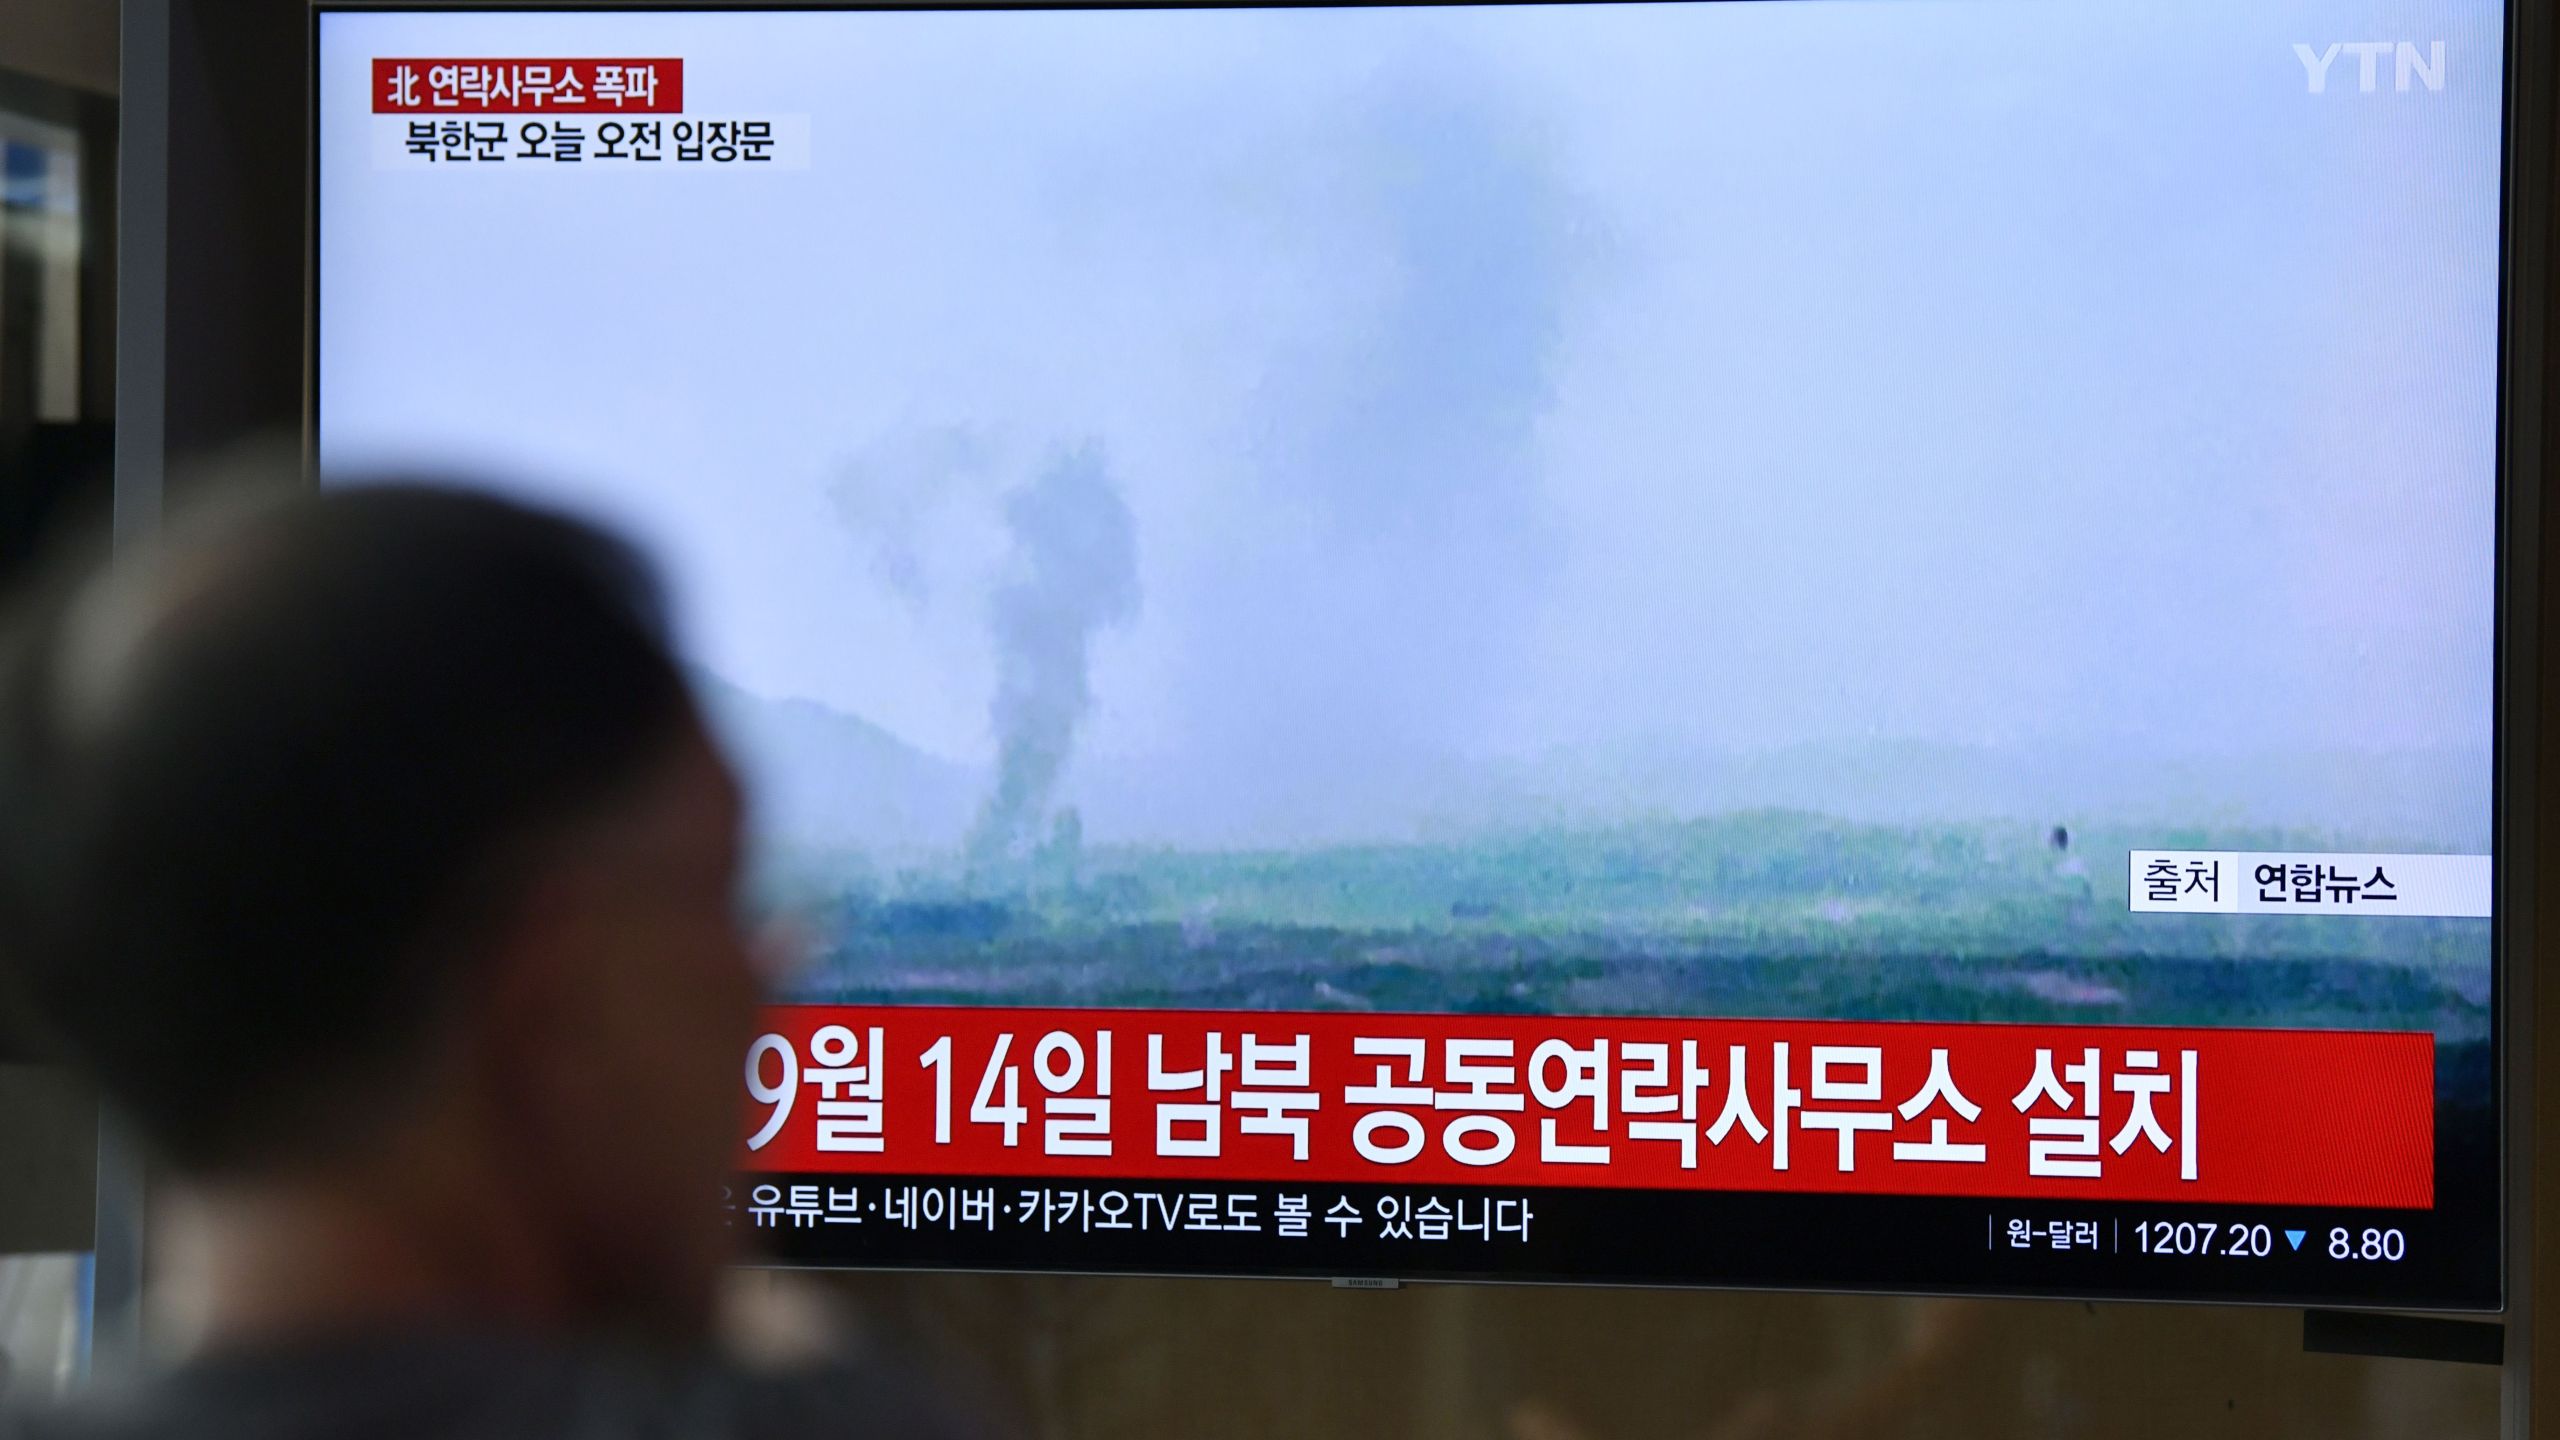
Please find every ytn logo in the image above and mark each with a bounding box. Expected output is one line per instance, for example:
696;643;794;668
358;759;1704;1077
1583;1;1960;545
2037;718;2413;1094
2294;41;2446;94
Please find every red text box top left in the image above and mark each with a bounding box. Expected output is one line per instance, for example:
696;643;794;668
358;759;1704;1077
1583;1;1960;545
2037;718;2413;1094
372;59;685;114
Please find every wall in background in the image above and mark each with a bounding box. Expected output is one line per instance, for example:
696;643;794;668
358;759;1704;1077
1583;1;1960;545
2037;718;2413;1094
762;1269;2502;1440
0;0;117;98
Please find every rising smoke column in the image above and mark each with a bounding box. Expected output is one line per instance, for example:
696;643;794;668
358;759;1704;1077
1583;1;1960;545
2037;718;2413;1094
1166;61;1579;841
966;443;1141;873
830;425;998;614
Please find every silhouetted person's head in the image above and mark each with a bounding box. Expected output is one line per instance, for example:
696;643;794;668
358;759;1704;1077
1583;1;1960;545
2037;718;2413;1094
0;483;760;1341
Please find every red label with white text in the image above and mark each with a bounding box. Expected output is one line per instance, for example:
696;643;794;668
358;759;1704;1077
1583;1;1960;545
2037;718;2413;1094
740;1007;2434;1208
371;58;684;113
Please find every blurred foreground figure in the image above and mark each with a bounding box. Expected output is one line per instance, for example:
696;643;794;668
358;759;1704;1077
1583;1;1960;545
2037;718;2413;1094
0;484;981;1439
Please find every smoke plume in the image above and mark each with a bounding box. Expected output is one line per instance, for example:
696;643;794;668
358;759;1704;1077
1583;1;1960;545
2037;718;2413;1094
1162;65;1577;841
966;443;1141;873
828;424;997;613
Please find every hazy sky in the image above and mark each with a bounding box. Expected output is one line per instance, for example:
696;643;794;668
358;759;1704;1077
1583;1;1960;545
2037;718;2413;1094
319;1;2503;803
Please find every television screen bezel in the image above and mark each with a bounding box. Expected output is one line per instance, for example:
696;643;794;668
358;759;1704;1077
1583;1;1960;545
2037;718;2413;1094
300;0;2533;1316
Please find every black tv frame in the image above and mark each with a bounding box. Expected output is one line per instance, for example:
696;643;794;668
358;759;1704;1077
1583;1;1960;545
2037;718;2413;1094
114;0;2560;1413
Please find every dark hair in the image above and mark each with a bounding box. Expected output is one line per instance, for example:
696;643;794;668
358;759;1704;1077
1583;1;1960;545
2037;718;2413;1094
0;483;698;1171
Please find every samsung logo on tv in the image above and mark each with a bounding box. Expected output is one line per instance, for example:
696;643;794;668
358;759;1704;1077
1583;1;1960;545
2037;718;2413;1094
2294;41;2446;94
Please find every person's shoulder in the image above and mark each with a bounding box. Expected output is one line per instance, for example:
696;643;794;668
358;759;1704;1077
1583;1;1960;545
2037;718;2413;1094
0;1333;577;1440
0;1381;226;1440
628;1350;1006;1440
0;1366;238;1440
0;1404;62;1440
1;1333;1006;1440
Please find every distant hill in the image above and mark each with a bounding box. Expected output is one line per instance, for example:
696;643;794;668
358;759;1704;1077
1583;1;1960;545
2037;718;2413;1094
1478;739;2494;852
684;669;2490;859
688;670;978;854
1056;738;2491;854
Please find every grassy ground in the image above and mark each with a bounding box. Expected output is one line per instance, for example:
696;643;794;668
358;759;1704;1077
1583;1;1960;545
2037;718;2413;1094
771;809;2490;1043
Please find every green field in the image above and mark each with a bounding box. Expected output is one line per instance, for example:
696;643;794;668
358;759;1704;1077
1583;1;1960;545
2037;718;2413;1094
772;810;2489;1046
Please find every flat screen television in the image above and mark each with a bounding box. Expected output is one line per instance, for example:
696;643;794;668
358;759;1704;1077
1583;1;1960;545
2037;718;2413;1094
313;1;2512;1310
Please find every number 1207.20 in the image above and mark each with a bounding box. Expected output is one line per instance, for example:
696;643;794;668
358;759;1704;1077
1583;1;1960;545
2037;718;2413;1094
2137;1221;2274;1257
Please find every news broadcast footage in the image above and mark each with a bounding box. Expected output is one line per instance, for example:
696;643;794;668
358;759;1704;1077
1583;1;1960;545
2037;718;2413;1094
316;2;2506;1307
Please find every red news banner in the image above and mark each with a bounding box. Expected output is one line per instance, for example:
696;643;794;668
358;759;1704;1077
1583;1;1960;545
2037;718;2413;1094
372;59;683;114
743;1008;2435;1208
